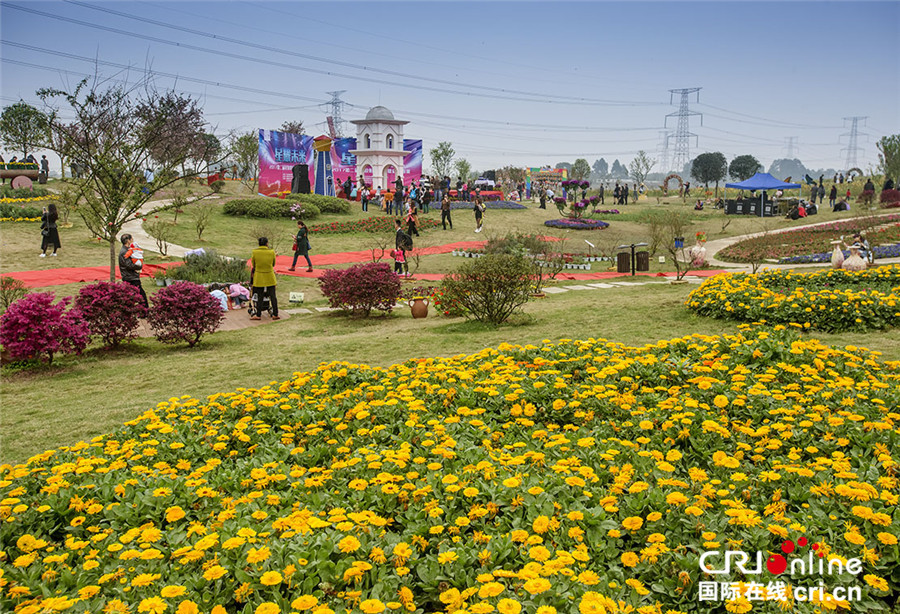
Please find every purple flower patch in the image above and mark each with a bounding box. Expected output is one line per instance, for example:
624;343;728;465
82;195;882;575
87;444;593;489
544;219;610;230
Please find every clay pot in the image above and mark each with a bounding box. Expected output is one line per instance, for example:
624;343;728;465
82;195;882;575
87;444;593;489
409;297;429;319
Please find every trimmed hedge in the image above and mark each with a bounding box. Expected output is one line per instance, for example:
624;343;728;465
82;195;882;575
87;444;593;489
287;194;352;214
222;197;320;220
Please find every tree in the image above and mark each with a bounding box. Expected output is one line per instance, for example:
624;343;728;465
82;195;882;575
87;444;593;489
592;158;608;178
429;141;455;177
555;162;572;173
196;133;222;176
453;158;473;182
571;158;591;181
628;150;656;186
691;152;728;195
0;101;48;159
136;91;207;179
729;154;762;181
280;120;305;136
497;165;526;184
877;134;900;182
610;159;629;179
39;75;216;281
229;131;260;193
768;158;810;181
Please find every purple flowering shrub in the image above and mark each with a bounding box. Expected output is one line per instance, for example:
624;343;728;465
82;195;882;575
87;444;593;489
880;189;900;206
0;292;90;364
148;282;224;347
75;282;148;347
319;263;401;316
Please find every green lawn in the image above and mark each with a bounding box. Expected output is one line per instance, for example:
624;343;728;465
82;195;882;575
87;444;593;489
3;182;900;464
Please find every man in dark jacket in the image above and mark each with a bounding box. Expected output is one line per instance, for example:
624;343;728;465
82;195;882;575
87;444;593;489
118;233;148;308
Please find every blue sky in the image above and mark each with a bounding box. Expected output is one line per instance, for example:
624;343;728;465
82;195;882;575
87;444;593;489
2;1;898;175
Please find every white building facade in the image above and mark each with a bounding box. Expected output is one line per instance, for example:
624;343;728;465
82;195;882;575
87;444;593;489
349;106;409;190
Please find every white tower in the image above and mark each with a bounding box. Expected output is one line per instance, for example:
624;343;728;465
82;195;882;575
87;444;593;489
350;106;409;190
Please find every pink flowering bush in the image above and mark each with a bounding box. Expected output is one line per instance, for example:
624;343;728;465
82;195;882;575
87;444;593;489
75;282;148;347
147;282;224;347
0;292;90;364
318;263;401;316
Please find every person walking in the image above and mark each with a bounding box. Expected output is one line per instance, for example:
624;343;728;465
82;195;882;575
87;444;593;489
118;233;148;308
829;184;837;208
361;185;369;212
406;208;420;237
288;220;313;272
440;194;452;230
39;203;61;258
474;196;485;233
250;237;279;320
599;183;605;205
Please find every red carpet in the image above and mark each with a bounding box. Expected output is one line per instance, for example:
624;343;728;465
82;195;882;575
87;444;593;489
4;242;728;287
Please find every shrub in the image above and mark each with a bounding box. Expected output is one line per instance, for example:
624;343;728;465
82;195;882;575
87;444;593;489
0;203;43;218
318;263;401;316
222;197;320;219
75;282;148;347
167;250;248;284
0;292;90;364
309;217;440;234
148;282;224;347
209;179;226;193
0;185;51;199
290;193;351;214
441;254;534;325
880;189;900;205
0;276;28;314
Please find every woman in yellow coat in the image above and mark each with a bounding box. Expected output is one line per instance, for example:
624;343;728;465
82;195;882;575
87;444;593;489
250;237;279;320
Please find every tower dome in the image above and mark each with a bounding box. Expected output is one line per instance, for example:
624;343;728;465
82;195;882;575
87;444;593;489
365;106;395;121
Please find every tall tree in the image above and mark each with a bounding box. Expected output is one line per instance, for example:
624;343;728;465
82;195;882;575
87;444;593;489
136;91;207;179
728;154;762;181
497;165;526;184
628;150;656;186
453;158;473;182
196;133;222;176
280;121;305;136
39;76;216;281
592;158;608;178
229;131;260;193
691;152;728;195
0;101;48;159
877;134;900;182
768;158;810;181
555;162;573;173
610;159;628;179
429;141;455;177
571;158;591;181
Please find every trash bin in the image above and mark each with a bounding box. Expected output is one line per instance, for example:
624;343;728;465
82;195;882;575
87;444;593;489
616;252;630;273
636;251;650;272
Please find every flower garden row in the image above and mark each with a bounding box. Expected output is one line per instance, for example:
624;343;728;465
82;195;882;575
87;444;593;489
717;216;900;263
686;266;900;332
1;325;897;614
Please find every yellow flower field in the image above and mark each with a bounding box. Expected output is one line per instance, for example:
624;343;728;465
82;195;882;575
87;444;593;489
1;326;898;613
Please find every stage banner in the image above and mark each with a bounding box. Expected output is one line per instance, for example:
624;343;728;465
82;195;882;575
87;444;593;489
258;130;313;197
525;167;567;197
330;137;358;189
403;139;423;185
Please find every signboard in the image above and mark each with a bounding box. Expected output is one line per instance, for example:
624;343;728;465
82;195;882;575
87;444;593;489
258;130;313;197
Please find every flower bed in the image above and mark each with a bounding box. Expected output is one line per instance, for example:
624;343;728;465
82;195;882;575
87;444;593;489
687;266;900;331
309;216;441;234
448;200;526;210
543;218;609;230
779;243;900;264
591;209;621;215
0;217;40;222
0;196;53;204
1;327;898;613
717;216;900;262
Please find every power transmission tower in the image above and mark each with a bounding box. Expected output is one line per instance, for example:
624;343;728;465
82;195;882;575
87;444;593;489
840;116;868;170
665;88;702;173
783;136;799;158
657;130;673;174
321;90;348;138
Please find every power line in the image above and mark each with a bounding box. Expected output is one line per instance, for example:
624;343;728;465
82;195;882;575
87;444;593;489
10;2;665;108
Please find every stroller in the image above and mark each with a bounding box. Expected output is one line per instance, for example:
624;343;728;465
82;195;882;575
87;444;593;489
247;270;273;319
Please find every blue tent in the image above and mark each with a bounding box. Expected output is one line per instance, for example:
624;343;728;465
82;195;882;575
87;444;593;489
725;172;801;191
725;172;802;217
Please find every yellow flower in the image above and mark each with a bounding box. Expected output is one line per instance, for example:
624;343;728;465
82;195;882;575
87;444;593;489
622;516;643;531
138;597;167;614
360;600;386;614
438;550;459;564
260;571;282;586
338;535;361;553
176;601;199;614
876;532;898;545
247;546;271;563
203;565;227;581
713;394;729;408
523;578;551;594
161;586;186;598
578;570;600;585
165;506;185;522
497;599;521;614
291;596;318;611
621;552;639;567
502;477;521;488
864;574;889;591
255;603;280;614
478;582;505;598
536;608;557;614
532;515;551;533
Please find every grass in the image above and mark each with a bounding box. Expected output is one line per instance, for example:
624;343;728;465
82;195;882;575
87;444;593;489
4;179;900;464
